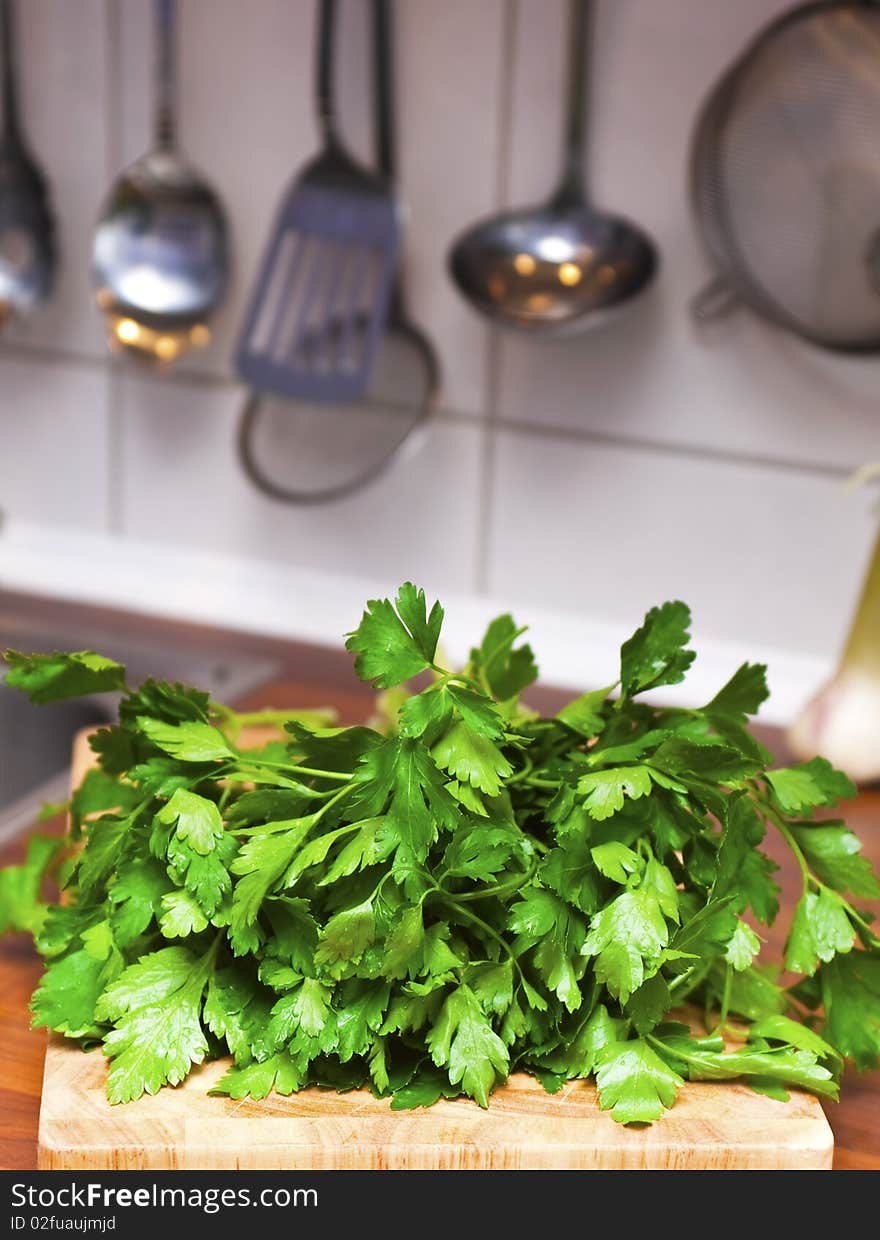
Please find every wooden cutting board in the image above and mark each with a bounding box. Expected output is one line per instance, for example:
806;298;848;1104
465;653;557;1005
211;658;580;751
36;730;834;1170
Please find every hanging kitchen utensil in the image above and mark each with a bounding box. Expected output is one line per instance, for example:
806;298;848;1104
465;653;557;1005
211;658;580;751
447;0;657;334
0;0;56;324
690;0;880;351
235;0;399;403
236;0;438;505
91;0;229;365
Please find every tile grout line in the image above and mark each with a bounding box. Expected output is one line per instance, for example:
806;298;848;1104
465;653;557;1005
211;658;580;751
474;0;520;595
0;332;858;486
492;415;855;482
103;0;124;536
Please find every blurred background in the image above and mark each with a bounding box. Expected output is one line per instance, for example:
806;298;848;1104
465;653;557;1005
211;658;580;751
1;0;879;734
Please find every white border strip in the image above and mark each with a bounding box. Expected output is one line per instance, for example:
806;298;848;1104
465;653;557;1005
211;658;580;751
0;521;830;725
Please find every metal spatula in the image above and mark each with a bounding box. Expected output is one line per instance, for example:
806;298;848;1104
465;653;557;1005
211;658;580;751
236;0;399;403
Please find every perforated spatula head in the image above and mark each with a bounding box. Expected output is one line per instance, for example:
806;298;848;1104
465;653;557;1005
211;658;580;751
236;0;398;402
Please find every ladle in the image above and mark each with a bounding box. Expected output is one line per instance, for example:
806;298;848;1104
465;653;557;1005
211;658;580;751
448;0;657;334
91;0;229;365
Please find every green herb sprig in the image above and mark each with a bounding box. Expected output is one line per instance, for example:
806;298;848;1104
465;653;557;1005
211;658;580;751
2;584;878;1124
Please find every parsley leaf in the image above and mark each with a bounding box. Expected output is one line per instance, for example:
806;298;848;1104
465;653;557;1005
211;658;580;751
582;888;670;1004
556;686;612;739
138;719;233;763
346;582;443;688
594;1038;684;1124
432;721;513;797
619;602;695;698
703;662;769;725
791;823;880;899
349;737;456;861
785;889;856;976
469;615;538;701
3;649;126;702
211;1051;305;1100
577;766;653;821
31;946;121;1038
818;953;880;1070
96;943;217;1103
3;581;873;1121
766;758;856;816
426;985;509;1107
0;835;65;935
230;820;314;932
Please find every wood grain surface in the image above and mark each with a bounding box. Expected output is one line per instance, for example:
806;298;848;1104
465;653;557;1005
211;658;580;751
1;670;878;1170
38;1033;832;1171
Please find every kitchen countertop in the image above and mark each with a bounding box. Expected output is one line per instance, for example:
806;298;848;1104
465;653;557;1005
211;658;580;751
1;618;878;1171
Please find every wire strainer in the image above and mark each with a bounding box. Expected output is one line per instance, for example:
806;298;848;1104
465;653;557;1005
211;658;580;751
690;0;880;351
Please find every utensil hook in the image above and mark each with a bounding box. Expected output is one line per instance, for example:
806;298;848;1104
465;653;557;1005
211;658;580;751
0;0;21;145
155;0;177;150
317;0;342;150
551;0;593;210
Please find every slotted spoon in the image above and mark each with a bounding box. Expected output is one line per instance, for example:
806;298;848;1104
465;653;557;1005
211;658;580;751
236;0;399;402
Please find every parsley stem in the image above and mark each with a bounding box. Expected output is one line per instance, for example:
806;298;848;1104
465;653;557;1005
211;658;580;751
506;759;535;786
667;961;712;1003
236;707;336;730
756;794;879;939
243;759;353;783
644;1033;708;1069
431;889;526;982
668;966;696;993
228;786;349;836
452;861;538;904
766;808;811;889
430;666;485;695
210;703;336;744
712;964;733;1034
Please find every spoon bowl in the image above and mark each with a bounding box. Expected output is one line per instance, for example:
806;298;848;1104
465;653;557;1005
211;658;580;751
92;148;227;361
0;143;55;324
449;202;656;334
448;0;657;336
91;0;228;365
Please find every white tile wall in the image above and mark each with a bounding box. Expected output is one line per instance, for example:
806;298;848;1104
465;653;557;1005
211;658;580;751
118;372;482;594
0;356;109;528
1;0;877;682
487;426;876;658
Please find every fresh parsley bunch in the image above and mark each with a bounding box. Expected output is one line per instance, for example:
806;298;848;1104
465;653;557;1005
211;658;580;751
2;584;879;1124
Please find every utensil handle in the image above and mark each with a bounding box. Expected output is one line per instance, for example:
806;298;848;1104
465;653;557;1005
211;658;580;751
553;0;593;208
155;0;176;149
317;0;341;148
372;0;406;317
0;0;21;145
373;0;394;184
